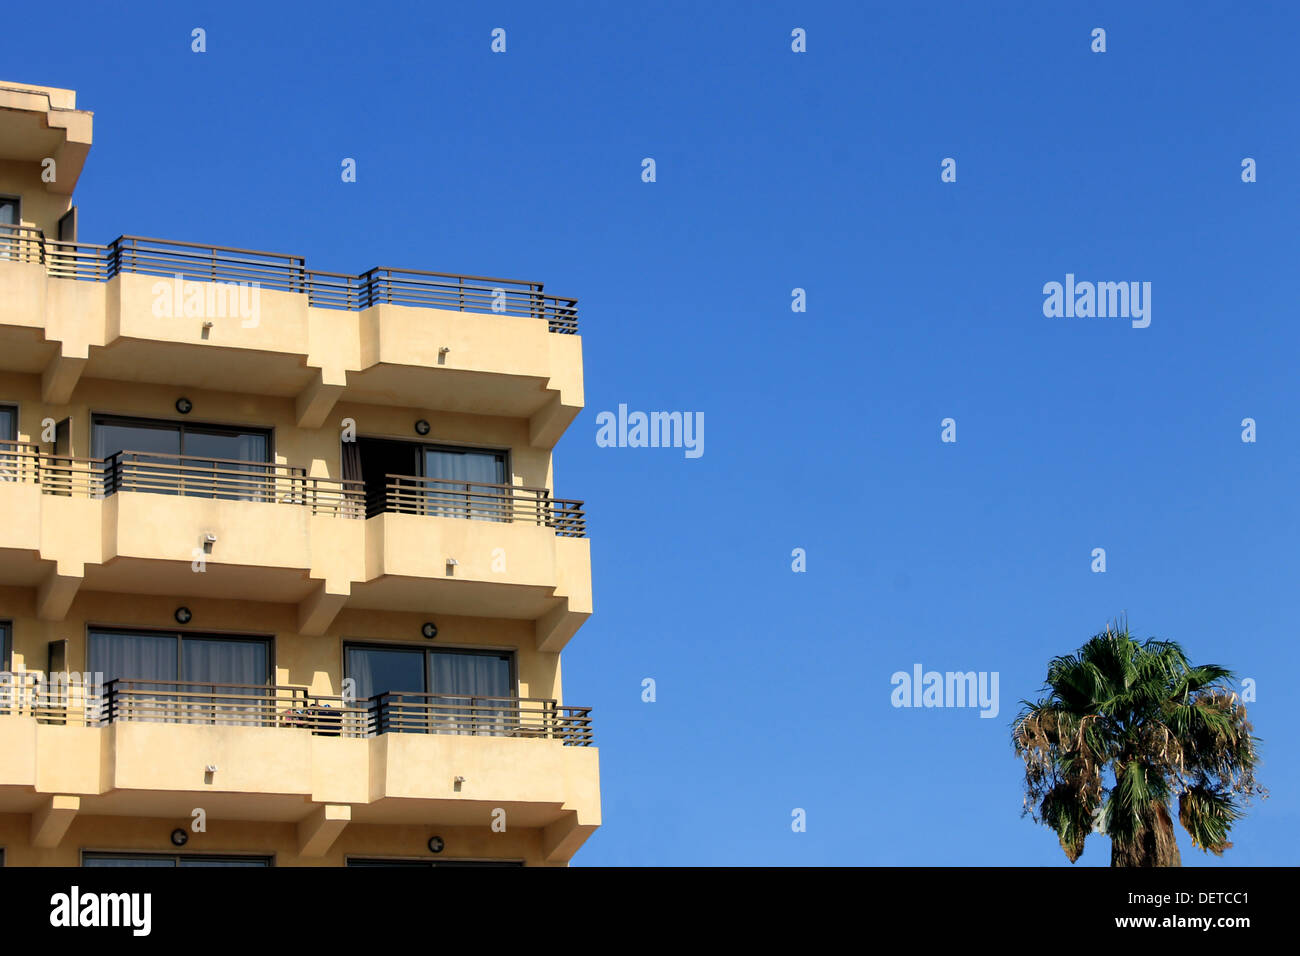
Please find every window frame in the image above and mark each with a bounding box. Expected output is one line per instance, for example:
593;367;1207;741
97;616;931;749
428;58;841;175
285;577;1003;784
341;641;517;698
81;851;273;867
345;857;524;867
90;413;274;462
86;625;274;685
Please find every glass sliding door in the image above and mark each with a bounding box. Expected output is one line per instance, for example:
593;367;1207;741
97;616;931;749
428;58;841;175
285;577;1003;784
430;649;514;735
92;419;182;495
88;629;270;726
183;427;271;501
83;853;270;867
180;636;271;726
345;645;426;734
422;447;509;521
0;405;15;482
88;629;179;723
91;416;270;500
347;858;524;867
0;196;18;260
344;645;517;737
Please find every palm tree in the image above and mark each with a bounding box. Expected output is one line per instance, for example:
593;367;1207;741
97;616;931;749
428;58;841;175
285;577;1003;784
1013;619;1264;866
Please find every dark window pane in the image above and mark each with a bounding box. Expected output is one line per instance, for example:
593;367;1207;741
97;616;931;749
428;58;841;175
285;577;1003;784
83;855;177;867
346;858;433;867
92;422;181;459
0;407;14;441
176;857;270;867
182;430;271;501
182;429;268;462
345;646;425;699
346;646;426;734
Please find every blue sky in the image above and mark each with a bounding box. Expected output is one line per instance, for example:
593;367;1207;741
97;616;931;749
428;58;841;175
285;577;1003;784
12;1;1297;865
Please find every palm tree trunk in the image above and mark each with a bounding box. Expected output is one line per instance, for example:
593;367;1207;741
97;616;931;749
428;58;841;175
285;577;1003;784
1112;802;1182;867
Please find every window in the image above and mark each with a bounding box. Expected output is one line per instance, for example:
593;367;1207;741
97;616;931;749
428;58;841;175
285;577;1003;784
0;196;19;261
83;853;271;867
0;621;9;671
352;438;510;520
346;858;523;867
0;405;16;482
345;644;515;735
422;445;510;520
92;415;271;501
88;628;271;726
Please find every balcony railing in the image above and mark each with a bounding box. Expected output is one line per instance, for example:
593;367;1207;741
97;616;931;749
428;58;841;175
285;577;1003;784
0;441;363;516
2;442;587;536
0;223;579;333
0;673;594;745
372;474;588;537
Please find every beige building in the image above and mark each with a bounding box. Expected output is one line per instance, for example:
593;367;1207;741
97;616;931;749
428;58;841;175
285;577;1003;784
0;81;598;866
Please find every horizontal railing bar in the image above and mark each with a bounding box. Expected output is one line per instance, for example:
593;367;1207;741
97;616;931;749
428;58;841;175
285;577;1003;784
114;234;306;263
0;228;578;330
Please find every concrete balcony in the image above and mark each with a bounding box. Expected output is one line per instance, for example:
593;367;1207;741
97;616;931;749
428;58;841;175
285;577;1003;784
0;230;583;448
0;444;592;651
0;676;599;863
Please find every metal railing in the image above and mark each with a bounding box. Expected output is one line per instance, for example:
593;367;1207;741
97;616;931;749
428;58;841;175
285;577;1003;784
371;691;594;745
372;473;587;537
0;441;364;516
0;674;593;745
0;224;579;332
104;450;364;516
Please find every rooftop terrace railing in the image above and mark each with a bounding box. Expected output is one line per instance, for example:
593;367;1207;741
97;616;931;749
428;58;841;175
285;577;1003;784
0;223;579;333
0;674;594;746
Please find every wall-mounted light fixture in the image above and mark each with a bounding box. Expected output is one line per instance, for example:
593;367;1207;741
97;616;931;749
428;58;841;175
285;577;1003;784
170;828;189;847
428;836;444;854
421;622;438;640
175;398;193;415
414;419;431;436
174;606;193;625
202;533;217;554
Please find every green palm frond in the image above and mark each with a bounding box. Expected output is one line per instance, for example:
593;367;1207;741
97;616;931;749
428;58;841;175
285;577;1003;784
1013;619;1266;866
